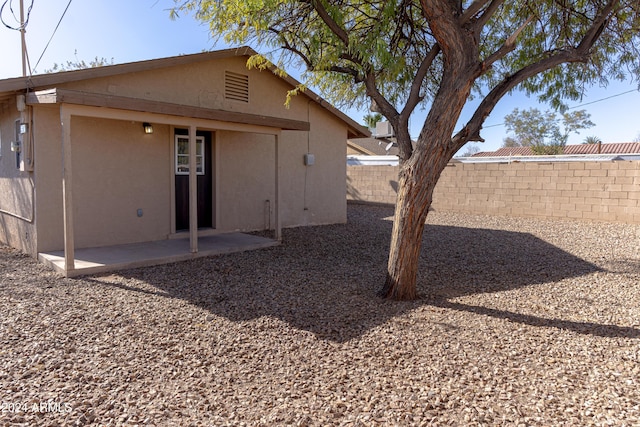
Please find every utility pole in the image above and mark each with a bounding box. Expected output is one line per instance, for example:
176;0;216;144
20;0;26;77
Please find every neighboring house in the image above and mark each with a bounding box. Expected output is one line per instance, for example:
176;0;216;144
472;142;640;157
0;46;368;276
347;137;400;156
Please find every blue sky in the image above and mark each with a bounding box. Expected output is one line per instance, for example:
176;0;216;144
1;0;639;152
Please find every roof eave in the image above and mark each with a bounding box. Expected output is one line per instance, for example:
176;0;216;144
27;88;310;131
0;46;369;137
0;47;258;94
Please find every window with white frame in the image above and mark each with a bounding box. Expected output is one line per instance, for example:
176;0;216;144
175;135;205;175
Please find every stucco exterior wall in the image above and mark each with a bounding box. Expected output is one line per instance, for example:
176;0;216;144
347;161;640;224
58;55;349;236
71;117;172;248
31;110;173;251
0;98;37;254
30;106;348;252
56;56;309;122
303;102;347;225
2;53;353;255
32;105;64;253
215;102;347;232
217;130;276;231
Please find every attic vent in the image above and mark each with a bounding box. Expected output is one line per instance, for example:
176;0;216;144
225;71;249;102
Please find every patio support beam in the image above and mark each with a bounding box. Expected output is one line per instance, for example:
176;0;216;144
189;124;198;253
274;132;282;241
60;105;75;274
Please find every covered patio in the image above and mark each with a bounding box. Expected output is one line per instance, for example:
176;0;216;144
27;88;308;277
38;232;278;277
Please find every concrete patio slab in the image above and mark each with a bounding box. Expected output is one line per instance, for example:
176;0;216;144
38;233;279;277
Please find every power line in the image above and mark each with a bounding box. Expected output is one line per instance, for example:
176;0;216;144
32;0;73;74
0;0;33;30
566;88;638;110
1;0;35;77
483;121;505;129
482;88;639;129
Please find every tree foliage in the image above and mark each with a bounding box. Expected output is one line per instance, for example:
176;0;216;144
583;135;602;144
363;113;383;129
502;107;595;154
172;0;640;300
45;50;114;73
459;144;481;157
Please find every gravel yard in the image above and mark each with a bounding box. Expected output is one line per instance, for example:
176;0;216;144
1;203;639;426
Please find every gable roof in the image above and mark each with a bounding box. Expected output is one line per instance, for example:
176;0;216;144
473;142;640;157
348;138;400;156
0;46;369;138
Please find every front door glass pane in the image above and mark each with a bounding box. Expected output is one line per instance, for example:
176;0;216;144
175;135;205;175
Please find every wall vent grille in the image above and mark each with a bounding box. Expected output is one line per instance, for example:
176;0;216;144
225;71;249;103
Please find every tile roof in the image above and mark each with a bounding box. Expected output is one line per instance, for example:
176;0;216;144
472;142;640;157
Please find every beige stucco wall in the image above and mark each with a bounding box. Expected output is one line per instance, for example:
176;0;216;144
213;100;347;232
29;108;173;251
3;54;350;254
56;56;309;122
217;130;276;231
71;117;172;248
347;161;640;223
302;102;347;225
31;105;64;253
0;97;37;254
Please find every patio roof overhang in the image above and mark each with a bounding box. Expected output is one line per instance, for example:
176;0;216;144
26;88;310;132
27;88;298;277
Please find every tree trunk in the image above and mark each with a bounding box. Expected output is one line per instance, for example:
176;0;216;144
379;145;452;300
377;21;479;300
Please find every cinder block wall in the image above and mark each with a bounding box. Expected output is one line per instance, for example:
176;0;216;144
347;161;640;223
347;165;399;205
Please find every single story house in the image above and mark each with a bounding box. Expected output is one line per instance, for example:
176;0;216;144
0;46;368;276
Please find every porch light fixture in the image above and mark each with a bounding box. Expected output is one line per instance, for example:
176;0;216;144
143;122;153;134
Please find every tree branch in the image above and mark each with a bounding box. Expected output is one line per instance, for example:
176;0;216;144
399;0;499;126
453;0;622;148
309;0;398;121
482;15;534;69
455;51;582;146
472;0;505;30
574;0;619;55
420;0;463;52
460;0;496;24
401;44;440;118
329;66;365;82
310;0;350;46
277;36;314;69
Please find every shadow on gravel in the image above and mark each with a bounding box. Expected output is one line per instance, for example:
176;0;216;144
105;205;638;342
429;300;640;339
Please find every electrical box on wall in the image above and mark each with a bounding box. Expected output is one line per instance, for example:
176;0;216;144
304;153;315;166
